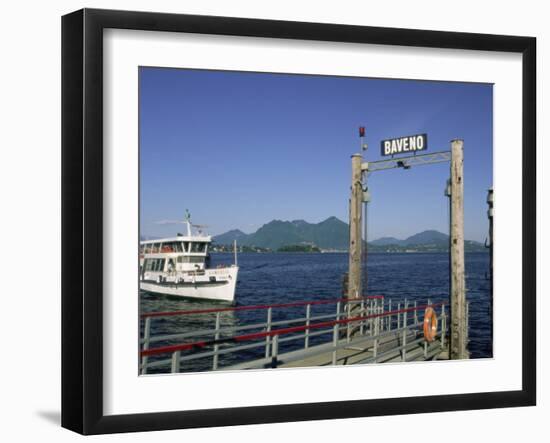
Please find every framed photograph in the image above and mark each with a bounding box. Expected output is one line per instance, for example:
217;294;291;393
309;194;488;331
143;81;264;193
62;8;536;435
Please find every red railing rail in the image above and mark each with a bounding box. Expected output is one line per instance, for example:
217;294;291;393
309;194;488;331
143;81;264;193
141;302;443;357
140;295;385;319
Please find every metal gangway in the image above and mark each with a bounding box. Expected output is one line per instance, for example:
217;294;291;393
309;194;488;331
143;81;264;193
140;296;454;374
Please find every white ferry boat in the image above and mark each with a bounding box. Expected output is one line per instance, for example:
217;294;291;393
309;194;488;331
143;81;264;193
139;212;238;303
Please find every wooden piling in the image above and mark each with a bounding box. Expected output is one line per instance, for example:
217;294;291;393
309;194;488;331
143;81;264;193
487;187;494;353
449;139;468;359
348;154;363;299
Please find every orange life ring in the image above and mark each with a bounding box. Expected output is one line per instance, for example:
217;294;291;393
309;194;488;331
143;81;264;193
423;307;438;342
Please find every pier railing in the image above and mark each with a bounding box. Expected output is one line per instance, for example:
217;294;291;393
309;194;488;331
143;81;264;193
140;296;449;374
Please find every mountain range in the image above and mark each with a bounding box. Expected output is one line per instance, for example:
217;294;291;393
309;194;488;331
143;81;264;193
214;217;349;250
370;230;449;246
213;218;486;252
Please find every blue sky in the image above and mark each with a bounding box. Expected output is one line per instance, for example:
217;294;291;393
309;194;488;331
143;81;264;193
140;67;493;242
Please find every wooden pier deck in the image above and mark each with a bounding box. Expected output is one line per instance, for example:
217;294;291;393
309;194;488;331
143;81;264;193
281;334;447;368
225;328;448;371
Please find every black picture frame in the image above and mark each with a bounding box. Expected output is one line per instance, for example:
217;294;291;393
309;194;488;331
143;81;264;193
61;8;536;435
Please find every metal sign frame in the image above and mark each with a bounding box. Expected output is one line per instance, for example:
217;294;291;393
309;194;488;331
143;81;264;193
363;150;451;174
348;141;468;361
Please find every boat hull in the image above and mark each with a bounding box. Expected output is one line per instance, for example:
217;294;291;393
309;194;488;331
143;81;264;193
140;266;238;303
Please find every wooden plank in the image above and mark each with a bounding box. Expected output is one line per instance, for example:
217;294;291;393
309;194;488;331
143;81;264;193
449;139;469;359
224;330;444;370
348;154;363;299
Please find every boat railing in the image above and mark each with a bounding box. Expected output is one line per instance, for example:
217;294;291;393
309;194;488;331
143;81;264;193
140;296;451;374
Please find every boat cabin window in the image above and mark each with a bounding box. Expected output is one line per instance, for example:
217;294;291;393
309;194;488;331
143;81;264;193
144;258;165;272
160;242;184;253
177;256;204;264
190;242;207;253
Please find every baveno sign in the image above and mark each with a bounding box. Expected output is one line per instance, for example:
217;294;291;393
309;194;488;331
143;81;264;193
380;134;428;156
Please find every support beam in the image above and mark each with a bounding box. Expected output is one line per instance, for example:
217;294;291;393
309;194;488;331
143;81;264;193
363;150;451;173
487;187;494;355
449;139;468;359
348;154;363;299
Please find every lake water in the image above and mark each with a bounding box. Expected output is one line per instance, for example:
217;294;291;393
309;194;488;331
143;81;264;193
140;252;492;372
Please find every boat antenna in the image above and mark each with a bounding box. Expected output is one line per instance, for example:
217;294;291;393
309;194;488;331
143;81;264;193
234;239;238;266
185;209;192;236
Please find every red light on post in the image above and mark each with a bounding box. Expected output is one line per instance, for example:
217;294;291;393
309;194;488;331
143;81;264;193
359;126;365;137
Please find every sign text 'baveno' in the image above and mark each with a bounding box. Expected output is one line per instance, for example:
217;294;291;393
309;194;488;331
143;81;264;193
380;134;428;156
